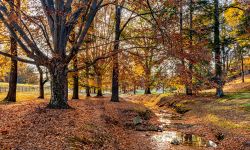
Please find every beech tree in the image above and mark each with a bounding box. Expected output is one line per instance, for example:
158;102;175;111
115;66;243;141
0;0;104;108
3;0;20;102
214;0;224;97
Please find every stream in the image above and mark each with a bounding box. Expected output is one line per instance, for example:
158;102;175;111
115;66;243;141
123;95;218;149
150;110;218;150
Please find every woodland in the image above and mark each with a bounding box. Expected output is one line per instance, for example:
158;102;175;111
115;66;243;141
0;0;249;149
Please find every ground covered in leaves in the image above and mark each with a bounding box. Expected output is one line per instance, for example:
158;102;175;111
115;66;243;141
0;97;161;150
0;76;250;150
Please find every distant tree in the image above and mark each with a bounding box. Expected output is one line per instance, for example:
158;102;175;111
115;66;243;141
36;65;48;99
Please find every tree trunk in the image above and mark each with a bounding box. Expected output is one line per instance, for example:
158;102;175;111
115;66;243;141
214;0;224;97
4;0;19;102
72;57;79;99
48;64;70;109
145;87;151;94
133;85;136;94
85;65;91;97
186;0;193;96
180;0;188;94
123;84;126;94
144;68;152;95
4;37;17;102
96;74;103;97
241;48;245;83
37;66;45;99
39;74;44;99
111;5;121;102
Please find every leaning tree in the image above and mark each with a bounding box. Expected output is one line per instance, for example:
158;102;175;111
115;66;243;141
0;0;104;108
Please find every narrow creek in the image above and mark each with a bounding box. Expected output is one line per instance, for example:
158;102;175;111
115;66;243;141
123;95;217;149
150;109;217;150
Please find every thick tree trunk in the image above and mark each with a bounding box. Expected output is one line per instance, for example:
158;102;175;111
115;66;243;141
145;87;151;94
4;37;17;102
214;0;224;97
72;57;79;99
48;64;70;109
96;74;103;97
4;0;19;102
111;5;121;102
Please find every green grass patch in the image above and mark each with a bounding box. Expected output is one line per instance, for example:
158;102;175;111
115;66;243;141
0;82;38;87
222;93;250;100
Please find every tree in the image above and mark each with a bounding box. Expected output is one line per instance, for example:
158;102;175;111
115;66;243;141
111;2;122;102
0;0;103;108
3;0;20;102
37;65;48;99
186;0;193;95
72;56;79;99
214;0;224;97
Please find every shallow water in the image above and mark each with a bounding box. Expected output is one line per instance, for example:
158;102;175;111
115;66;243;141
151;110;217;149
152;131;207;146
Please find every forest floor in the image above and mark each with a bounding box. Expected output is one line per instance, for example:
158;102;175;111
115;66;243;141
0;76;249;150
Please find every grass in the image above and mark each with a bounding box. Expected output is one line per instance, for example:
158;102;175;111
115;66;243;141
222;92;250;100
0;91;51;104
241;103;250;111
0;82;38;87
206;114;250;130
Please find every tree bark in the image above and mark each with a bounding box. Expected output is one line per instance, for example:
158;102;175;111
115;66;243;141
47;64;70;109
72;56;79;99
39;73;44;99
145;87;151;94
240;48;245;83
4;0;20;102
37;65;48;99
85;65;91;97
144;67;152;95
133;85;136;94
111;4;121;102
186;0;193;96
96;74;103;97
4;37;18;102
214;0;224;97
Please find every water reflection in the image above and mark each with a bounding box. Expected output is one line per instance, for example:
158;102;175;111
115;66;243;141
151;110;217;149
152;131;207;147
